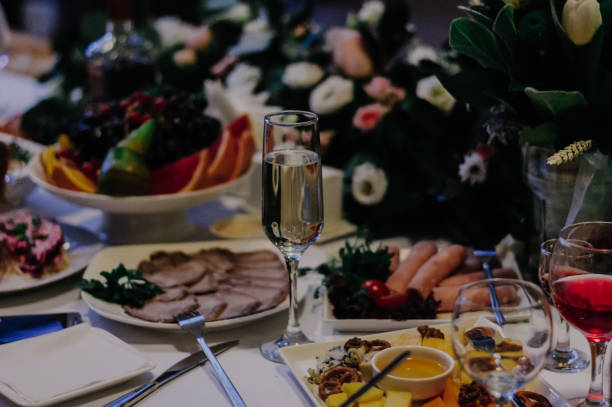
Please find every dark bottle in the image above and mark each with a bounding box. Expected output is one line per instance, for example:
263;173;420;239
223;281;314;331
86;0;156;103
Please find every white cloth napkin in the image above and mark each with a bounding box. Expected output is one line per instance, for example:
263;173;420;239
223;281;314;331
0;323;155;405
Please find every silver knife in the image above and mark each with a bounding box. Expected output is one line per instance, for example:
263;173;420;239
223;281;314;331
103;340;239;407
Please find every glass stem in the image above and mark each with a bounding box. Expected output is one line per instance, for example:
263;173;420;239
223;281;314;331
284;254;301;335
554;312;572;353
585;340;609;406
493;396;510;407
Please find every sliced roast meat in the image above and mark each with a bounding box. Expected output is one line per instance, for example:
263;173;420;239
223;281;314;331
187;271;220;294
233;250;280;264
227;276;288;289
142;260;206;288
214;290;261;320
195;294;227;321
219;283;288;312
155;287;188;302
193;248;234;272
232;267;287;280
123;295;199;323
139;251;191;273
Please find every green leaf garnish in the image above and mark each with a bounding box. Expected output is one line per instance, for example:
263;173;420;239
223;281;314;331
77;263;164;308
8;142;32;163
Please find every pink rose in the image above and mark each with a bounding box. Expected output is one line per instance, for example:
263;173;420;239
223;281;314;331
364;76;406;106
325;28;374;79
352;103;388;131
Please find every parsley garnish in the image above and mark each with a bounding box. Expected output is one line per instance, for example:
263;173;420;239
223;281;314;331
0;222;29;242
8;142;32;163
300;228;393;301
77;263;164;308
32;216;41;228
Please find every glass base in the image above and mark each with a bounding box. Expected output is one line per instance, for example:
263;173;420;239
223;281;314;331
571;397;610;407
544;348;589;372
260;330;313;363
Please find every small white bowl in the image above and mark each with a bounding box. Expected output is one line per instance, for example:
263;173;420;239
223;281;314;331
371;345;455;400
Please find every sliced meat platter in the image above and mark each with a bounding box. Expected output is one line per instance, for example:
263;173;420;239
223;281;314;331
123;248;289;323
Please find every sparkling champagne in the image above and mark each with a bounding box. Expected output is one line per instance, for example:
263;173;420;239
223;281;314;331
262;149;323;254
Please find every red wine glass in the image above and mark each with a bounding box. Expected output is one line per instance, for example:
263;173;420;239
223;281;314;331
550;221;612;407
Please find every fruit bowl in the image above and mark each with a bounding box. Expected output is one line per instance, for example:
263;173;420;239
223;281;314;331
29;154;255;244
28;152;254;214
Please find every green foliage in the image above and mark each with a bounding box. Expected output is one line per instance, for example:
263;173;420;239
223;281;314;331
77;264;164;308
450;18;507;72
493;5;518;51
301;229;394;298
20;97;83;145
8;142;32;163
524;87;588;117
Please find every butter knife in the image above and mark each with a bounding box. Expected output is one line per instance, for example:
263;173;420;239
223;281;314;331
104;340;239;407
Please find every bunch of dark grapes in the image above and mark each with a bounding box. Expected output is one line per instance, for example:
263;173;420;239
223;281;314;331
146;88;221;170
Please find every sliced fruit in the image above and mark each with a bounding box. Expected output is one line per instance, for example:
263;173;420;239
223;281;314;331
442;380;459;407
98;147;151;196
40;146;58;182
325;392;348;407
51;158;97;193
151;148;209;194
422;397;447;407
228;115;255;179
203;114;249;187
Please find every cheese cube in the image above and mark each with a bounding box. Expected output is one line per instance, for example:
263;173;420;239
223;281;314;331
325;392;348;407
342;382;384;402
384;391;413;407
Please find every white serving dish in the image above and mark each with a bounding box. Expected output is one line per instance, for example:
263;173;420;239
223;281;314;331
0;132;43;208
279;325;572;407
80;239;327;331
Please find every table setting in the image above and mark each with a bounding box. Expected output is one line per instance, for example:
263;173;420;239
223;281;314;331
1;0;612;406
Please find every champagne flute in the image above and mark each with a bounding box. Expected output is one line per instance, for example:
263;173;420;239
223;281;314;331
451;279;552;407
550;221;612;407
538;239;589;372
260;111;323;363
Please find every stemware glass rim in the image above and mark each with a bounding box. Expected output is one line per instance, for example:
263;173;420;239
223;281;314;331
264;110;318;127
558;221;612;254
455;278;547;312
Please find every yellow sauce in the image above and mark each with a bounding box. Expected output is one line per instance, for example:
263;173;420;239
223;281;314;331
378;356;446;379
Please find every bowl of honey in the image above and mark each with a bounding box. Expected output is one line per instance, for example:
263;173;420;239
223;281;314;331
371;345;455;400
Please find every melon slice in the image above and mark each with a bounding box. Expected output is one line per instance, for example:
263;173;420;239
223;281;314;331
203;114;251;187
151;148;208;194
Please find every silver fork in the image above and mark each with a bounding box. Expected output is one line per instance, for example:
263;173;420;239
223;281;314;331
175;311;247;407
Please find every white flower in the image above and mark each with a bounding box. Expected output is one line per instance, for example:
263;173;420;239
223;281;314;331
226;63;261;94
224;3;251;23
407;44;438;66
563;0;602;46
282;62;324;89
351;162;388;205
458;152;487;185
154;17;195;48
416;75;456;112
357;1;385;26
309;76;354;115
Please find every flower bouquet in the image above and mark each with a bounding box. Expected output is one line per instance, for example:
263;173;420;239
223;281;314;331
440;0;612;248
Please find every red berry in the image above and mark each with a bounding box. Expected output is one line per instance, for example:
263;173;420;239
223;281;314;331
375;293;408;311
119;98;132;111
80;161;98;180
99;104;112;116
128;111;143;124
140;114;153;123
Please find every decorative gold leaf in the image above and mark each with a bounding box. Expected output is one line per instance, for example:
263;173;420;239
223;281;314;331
547;140;592;165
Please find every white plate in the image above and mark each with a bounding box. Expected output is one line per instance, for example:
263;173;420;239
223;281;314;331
0;223;104;294
279;325;572;407
28;152;255;214
81;239;327;331
323;294;450;332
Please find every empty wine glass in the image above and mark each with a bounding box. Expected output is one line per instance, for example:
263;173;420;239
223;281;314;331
451;279;553;407
538;238;589;372
260;111;323;363
0;4;9;70
550;221;612;407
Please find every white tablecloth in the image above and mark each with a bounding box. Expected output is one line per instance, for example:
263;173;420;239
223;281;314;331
0;188;609;407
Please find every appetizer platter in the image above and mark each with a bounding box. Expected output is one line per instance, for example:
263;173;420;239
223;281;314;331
0;212;103;293
280;324;571;407
308;236;522;332
80;239;327;331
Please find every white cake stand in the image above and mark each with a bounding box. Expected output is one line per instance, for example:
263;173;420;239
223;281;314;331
28;153;255;244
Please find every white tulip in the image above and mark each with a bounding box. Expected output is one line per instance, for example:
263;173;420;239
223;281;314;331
351;162;388;205
563;0;602;46
226;63;261;94
154;17;195;48
309;76;354;115
407;45;438;66
282;62;324;89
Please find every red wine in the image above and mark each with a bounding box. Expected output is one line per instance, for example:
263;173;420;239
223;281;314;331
552;274;612;342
